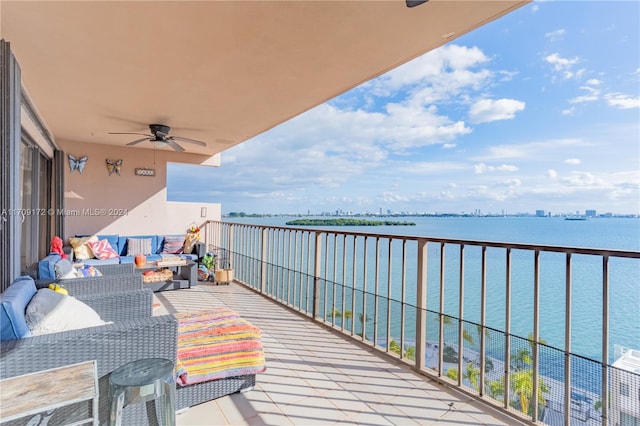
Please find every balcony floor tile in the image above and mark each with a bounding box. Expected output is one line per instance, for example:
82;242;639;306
153;282;523;426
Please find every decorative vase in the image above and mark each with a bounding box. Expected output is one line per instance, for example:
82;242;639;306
134;253;147;267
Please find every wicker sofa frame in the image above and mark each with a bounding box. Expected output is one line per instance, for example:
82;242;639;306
0;288;255;424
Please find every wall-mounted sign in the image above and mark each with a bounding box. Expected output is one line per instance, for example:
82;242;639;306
135;168;155;176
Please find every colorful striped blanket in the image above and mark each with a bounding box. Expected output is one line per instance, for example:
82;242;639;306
175;308;266;386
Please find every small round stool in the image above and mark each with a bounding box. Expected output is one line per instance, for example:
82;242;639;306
109;358;176;426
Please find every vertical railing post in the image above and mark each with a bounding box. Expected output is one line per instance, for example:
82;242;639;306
564;252;572;426
601;256;609;426
479;245;487;396
228;224;234;272
457;244;465;388
351;236;357;336
504;247;512;410
415;239;428;371
438;242;445;376
373;237;380;346
362;236;368;341
260;228;267;294
400;240;407;358
532;250;540;422
313;231;322;320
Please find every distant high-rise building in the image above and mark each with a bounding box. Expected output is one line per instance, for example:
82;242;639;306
536;210;546;217
586;209;596;217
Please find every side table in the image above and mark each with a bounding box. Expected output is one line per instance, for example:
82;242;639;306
0;360;98;425
109;358;176;426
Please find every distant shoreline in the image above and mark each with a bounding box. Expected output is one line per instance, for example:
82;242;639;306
285;218;416;226
225;213;639;219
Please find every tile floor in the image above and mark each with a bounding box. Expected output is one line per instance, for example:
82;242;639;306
154;282;524;426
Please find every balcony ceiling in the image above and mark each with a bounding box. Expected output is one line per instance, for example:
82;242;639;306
1;1;527;157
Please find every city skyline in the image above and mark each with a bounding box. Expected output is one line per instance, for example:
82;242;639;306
168;1;640;215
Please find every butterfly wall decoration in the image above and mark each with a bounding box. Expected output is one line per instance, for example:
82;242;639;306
68;154;88;173
106;159;123;176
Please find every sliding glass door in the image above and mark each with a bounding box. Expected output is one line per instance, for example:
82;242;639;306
20;140;52;272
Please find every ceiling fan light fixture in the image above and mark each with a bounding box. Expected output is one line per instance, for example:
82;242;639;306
151;139;167;148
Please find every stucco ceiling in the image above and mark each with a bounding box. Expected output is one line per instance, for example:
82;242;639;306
1;0;528;157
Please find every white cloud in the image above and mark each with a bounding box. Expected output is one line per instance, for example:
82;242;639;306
474;163;519;174
468;98;525;123
545;29;565;42
366;44;490;96
442;143;456;149
561;107;575;115
605;93;640;109
586;79;602;86
569;85;600;103
496;178;522;187
474;139;584;161
547;170;558;179
403;161;468;175
564;158;581;165
545;53;579;71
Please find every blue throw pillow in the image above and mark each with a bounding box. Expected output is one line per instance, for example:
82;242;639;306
0;276;37;341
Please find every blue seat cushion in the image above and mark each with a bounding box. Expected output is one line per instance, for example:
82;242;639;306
81;258;120;266
38;253;62;280
1;276;37;341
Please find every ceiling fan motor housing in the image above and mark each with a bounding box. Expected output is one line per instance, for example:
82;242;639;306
149;124;171;138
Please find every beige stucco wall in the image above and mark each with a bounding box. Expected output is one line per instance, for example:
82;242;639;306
59;140;221;239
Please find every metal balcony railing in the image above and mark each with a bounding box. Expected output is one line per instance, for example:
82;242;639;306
202;220;640;426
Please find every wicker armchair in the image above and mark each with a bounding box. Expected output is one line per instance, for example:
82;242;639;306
0;288;173;424
0;287;255;425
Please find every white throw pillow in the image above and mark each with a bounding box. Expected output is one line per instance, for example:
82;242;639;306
25;288;110;335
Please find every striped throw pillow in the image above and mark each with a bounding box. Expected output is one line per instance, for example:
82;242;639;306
162;235;184;254
126;238;153;256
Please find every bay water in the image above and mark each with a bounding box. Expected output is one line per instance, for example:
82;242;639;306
224;216;640;365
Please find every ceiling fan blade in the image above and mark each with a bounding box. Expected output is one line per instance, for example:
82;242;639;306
170;136;207;146
166;139;186;152
109;132;152;137
125;137;150;146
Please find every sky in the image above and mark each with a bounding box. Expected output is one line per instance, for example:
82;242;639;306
168;0;640;216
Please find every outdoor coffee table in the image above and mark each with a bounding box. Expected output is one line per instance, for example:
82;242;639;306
135;260;196;292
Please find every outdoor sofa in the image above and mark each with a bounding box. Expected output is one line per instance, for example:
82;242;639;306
0;276;256;425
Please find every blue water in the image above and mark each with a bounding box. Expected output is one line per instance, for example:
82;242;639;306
225;216;640;365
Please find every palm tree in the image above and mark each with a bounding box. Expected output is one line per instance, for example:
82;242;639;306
446;367;459;381
510;348;532;371
389;339;401;356
510;369;549;415
438;315;475;346
356;312;371;336
464;362;480;392
404;345;416;361
486;379;504;401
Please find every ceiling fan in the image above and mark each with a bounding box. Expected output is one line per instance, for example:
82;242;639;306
406;0;429;7
109;124;207;152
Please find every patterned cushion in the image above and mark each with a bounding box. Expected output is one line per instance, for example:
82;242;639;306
69;235;98;260
126;238;153;256
87;239;119;260
162;235;184;254
75;265;103;278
